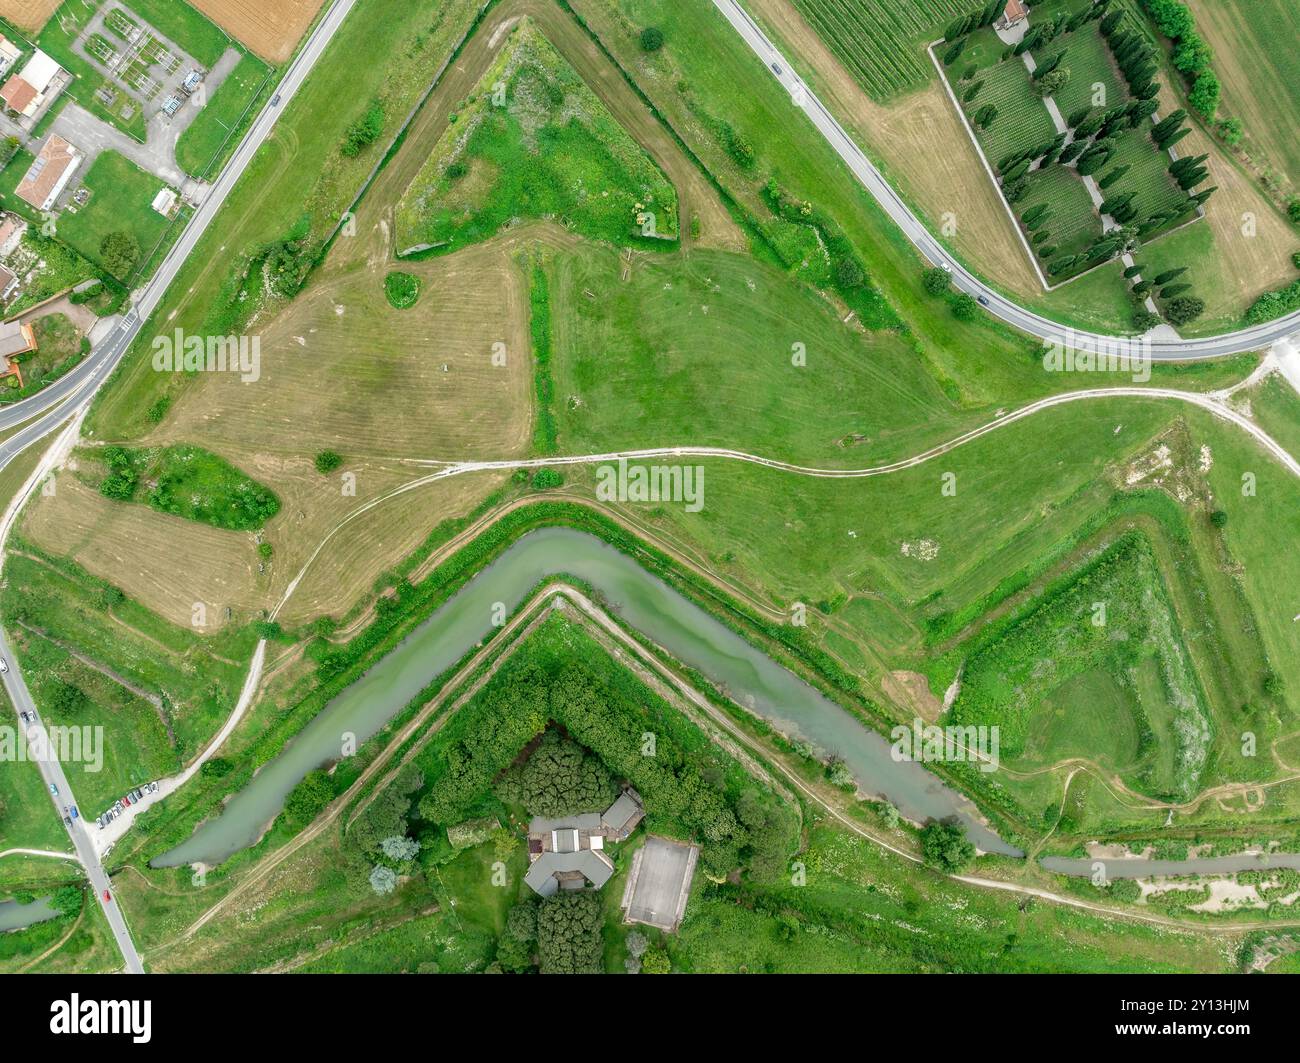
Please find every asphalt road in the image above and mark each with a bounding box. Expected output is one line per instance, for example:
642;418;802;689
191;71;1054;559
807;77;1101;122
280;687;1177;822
0;0;360;437
0;0;359;974
0;629;144;973
712;0;1300;359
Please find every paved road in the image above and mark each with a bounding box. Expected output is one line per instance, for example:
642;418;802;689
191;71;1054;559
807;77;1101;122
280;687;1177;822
0;0;360;974
0;630;144;972
712;0;1300;359
0;0;359;437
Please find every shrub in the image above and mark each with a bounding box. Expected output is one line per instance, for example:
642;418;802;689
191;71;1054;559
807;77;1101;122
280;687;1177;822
921;819;975;872
1209;510;1228;528
1188;71;1220;118
531;468;563;490
639;26;665;52
314;450;343;474
341;100;384;156
384;270;420;309
1165;295;1205;324
922;267;950;295
99;231;140;280
950;293;978;321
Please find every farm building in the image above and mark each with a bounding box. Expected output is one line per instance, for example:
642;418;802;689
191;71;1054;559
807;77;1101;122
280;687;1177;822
15;135;82;212
523;788;645;897
995;0;1030;31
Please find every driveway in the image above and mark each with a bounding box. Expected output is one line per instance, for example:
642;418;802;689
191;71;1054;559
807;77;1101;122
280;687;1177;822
44;47;241;197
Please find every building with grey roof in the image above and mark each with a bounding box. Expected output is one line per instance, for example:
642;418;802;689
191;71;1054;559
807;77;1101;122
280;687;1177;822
523;788;645;897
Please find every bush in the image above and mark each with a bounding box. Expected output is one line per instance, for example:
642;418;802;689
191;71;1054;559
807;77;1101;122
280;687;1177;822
1188;71;1220;118
341;100;384;156
99;231;140;280
1165;295;1205;325
922;267;950;295
384;270;420;309
1209;510;1228;528
950;293;978;321
639;26;665;52
921;819;975;872
531;468;563;490
314;450;343;474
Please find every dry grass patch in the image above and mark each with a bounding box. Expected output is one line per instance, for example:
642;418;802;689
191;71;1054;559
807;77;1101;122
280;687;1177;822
21;473;265;630
274;468;508;626
188;0;326;62
1;0;59;32
159;235;534;462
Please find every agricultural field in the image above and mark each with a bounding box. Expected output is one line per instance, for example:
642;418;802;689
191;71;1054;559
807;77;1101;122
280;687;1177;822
789;0;972;101
4;0;1300;987
188;0;326;62
1187;0;1300;199
395;19;678;256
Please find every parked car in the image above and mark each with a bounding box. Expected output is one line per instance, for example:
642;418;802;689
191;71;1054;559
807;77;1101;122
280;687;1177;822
63;815;71;826
0;657;8;672
103;890;111;903
69;806;78;819
48;783;58;796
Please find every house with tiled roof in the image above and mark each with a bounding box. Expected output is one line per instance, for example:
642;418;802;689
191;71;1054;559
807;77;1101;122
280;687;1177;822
15;135;82;212
0;49;63;119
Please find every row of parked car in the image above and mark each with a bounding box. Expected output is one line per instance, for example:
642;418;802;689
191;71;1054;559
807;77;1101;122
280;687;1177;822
96;781;159;829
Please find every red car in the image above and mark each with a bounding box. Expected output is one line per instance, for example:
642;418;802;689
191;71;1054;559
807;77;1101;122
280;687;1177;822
103;890;111;902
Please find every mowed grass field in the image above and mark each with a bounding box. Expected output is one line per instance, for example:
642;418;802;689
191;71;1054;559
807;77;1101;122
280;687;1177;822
175;51;274;179
1188;0;1300;196
789;0;971;101
548;243;955;464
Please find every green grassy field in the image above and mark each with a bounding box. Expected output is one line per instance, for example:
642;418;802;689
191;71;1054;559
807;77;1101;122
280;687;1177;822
174;52;275;179
6;627;177;814
396;19;677;255
0;546;258;765
946;531;1212;799
57;151;183;285
548;242;950;463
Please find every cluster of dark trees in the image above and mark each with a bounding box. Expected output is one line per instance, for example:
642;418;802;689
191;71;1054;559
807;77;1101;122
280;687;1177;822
414;659;798;879
1139;0;1219;117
